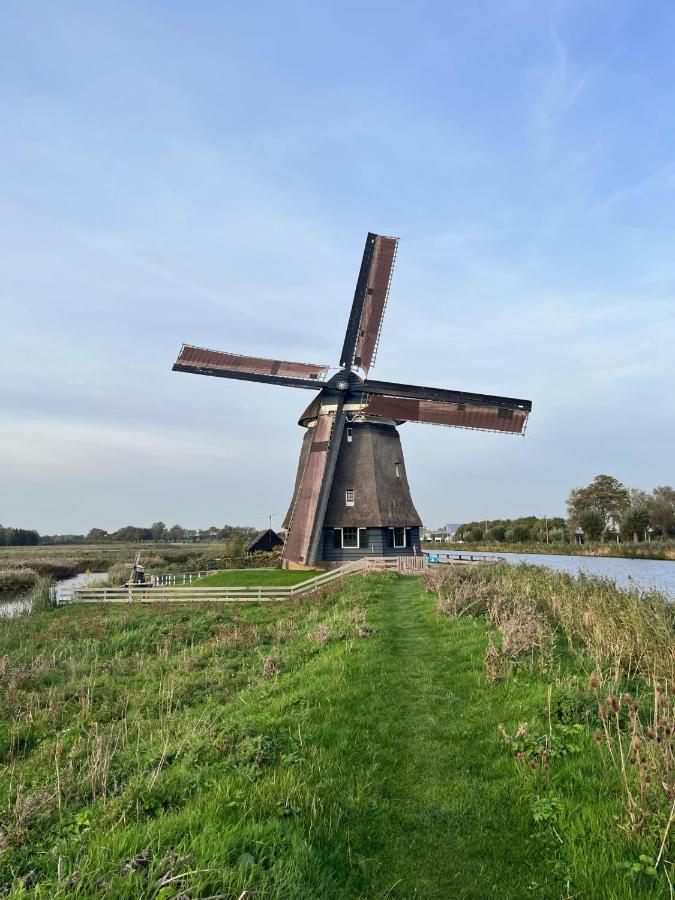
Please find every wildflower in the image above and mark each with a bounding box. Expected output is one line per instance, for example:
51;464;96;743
656;682;664;693
593;729;602;742
598;704;607;720
590;675;600;690
610;696;620;713
647;727;656;740
631;737;641;750
623;693;634;706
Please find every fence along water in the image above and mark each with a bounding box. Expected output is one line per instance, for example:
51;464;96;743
64;557;433;605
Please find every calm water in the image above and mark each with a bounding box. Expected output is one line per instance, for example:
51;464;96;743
0;572;108;618
432;550;675;598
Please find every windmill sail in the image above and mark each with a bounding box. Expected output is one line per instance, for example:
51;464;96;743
173;345;329;389
362;394;529;434
283;402;346;565
340;234;398;374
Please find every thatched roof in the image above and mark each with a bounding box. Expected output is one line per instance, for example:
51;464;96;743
284;421;422;530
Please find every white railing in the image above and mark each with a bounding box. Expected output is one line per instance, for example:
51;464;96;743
151;572;210;586
65;556;431;605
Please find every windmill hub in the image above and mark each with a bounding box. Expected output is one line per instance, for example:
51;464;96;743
173;232;532;568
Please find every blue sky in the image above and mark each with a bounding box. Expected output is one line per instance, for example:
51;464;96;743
1;0;674;533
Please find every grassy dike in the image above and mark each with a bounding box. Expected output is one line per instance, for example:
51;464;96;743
0;571;672;897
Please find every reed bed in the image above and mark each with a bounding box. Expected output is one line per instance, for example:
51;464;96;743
426;562;674;881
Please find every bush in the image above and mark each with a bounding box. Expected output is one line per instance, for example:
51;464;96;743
507;524;531;543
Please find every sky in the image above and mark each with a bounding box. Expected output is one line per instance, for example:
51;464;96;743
1;0;674;534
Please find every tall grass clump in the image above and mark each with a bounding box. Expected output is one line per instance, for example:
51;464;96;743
428;563;674;684
107;562;130;586
27;576;55;611
426;561;674;876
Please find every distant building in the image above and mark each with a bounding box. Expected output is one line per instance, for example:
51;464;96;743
423;524;461;543
245;529;284;556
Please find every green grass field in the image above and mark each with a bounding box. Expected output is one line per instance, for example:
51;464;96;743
183;569;318;587
0;572;671;897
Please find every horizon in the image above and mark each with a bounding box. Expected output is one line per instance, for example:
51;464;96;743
2;2;674;532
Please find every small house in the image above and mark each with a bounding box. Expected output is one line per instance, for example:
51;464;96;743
245;529;284;556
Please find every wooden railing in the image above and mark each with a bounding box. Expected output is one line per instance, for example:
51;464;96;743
65;556;432;605
152;572;210;585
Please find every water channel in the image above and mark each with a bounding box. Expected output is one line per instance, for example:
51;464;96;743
432;550;675;598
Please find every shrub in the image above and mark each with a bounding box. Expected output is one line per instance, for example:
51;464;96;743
506;524;531;543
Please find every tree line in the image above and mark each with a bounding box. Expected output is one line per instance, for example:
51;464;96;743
456;475;675;544
1;523;260;547
0;526;40;546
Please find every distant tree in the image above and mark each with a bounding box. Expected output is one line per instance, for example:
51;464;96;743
467;527;484;542
150;522;167;542
111;526;152;542
86;528;108;542
486;525;506;542
167;524;186;542
548;528;565;543
576;508;605;541
507;524;531;543
0;527;40;546
621;506;651;543
648;485;675;539
567;475;630;533
629;488;650;507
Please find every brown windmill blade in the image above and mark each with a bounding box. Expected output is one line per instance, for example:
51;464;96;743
173;344;329;389
340;233;398;374
173;232;533;571
283;403;346;565
361;394;530;435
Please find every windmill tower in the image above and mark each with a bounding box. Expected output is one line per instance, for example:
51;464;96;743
173;233;532;568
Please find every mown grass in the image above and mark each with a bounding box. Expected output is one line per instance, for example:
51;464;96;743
0;571;671;897
184;569;318;587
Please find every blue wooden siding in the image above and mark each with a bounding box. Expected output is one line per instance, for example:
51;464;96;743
320;527;421;562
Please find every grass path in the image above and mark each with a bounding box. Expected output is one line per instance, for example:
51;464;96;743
287;575;557;898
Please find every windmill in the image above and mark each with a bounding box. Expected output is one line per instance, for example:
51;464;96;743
173;233;532;568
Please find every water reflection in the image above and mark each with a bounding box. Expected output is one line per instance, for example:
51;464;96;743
433;551;675;598
0;572;109;618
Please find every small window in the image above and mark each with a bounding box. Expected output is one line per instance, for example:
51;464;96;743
392;526;406;548
345;489;354;507
346;428;353;443
342;527;358;548
395;462;400;478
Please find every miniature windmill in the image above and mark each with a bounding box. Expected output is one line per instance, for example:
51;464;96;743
173;233;532;567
